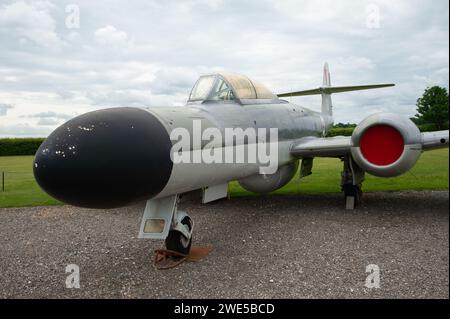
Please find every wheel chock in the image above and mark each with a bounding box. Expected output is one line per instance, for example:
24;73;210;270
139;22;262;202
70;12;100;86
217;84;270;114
154;246;213;270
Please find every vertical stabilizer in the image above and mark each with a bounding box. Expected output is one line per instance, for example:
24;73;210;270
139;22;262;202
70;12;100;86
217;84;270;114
322;62;332;116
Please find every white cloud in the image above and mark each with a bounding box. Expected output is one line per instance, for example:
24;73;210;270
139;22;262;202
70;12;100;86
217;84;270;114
0;0;60;48
0;0;448;136
94;25;129;48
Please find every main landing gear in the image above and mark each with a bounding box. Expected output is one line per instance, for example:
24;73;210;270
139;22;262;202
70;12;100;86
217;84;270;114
341;155;365;210
138;194;194;255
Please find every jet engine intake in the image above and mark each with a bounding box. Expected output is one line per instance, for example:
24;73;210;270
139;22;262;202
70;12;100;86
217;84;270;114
350;113;422;177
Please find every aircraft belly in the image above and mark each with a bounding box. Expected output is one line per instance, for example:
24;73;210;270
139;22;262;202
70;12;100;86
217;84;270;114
156;141;294;198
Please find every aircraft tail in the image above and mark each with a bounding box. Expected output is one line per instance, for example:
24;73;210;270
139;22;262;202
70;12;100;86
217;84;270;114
322;62;332;116
277;63;395;117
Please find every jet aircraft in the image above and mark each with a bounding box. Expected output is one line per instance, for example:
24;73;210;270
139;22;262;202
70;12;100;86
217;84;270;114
33;63;449;254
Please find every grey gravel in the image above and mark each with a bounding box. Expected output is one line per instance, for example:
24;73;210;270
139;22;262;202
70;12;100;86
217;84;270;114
0;191;448;299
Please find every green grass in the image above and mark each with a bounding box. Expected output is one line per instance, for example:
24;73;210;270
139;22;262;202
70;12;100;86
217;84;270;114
0;149;448;208
230;148;449;196
0;156;61;208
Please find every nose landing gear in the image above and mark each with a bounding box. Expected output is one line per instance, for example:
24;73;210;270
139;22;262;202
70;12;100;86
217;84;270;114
138;194;194;255
165;212;193;255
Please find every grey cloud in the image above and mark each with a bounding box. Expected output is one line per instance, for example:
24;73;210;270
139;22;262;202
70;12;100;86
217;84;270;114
26;111;73;120
0;123;52;137
0;0;448;136
0;103;14;116
86;90;151;107
37;117;61;126
150;68;198;95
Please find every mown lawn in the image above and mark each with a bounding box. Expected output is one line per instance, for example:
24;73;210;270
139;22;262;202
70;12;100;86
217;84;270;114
0;149;448;208
0;155;61;208
230;148;449;195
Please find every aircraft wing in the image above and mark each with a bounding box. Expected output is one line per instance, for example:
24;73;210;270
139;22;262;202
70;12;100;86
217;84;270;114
290;130;449;158
290;136;352;158
421;130;450;150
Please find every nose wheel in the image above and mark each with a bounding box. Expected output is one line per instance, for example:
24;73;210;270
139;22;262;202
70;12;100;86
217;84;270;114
165;215;193;255
138;194;194;256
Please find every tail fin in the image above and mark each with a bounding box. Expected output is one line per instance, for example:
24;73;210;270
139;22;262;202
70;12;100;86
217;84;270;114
277;63;395;117
322;62;332;116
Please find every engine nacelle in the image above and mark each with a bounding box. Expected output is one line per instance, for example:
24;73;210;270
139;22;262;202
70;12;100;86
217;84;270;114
238;161;298;193
350;113;422;177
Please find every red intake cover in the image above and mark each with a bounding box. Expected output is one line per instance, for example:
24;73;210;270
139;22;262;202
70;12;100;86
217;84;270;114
360;125;404;166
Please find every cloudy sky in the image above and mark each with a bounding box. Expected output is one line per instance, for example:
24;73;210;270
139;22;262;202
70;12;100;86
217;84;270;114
0;0;448;137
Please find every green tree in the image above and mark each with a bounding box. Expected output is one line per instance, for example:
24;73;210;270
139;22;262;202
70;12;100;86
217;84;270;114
415;86;449;130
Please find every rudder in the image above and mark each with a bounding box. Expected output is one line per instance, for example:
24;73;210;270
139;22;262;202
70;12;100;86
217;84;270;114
322;62;333;116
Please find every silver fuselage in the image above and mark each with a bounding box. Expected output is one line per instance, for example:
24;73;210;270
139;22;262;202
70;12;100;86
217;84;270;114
148;100;331;197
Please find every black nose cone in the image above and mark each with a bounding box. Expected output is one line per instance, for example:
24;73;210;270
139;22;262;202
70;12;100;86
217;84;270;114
33;107;173;208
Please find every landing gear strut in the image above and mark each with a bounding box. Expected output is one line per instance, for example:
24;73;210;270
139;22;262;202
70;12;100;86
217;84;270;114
138;194;194;255
341;155;365;210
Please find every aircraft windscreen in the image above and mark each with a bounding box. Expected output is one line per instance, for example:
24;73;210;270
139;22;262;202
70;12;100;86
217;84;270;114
189;76;215;101
209;79;234;101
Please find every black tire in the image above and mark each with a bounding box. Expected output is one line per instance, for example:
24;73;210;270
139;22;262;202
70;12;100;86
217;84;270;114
165;217;192;255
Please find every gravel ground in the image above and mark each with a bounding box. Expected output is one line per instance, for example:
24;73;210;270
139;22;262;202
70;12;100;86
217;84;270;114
0;191;448;299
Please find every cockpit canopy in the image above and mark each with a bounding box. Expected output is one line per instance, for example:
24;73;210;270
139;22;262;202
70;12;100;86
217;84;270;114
188;72;278;103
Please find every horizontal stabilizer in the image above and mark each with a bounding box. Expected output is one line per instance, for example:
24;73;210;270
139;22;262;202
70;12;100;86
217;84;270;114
278;84;395;98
